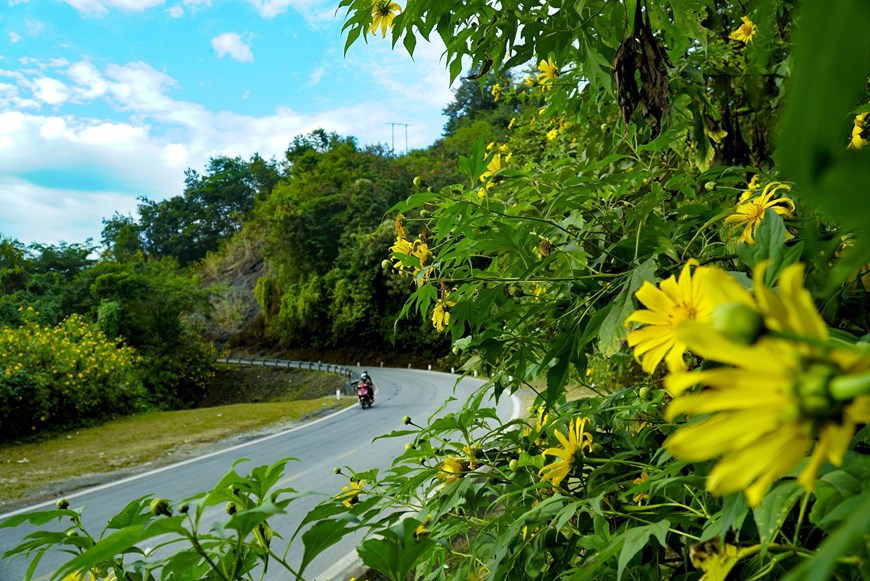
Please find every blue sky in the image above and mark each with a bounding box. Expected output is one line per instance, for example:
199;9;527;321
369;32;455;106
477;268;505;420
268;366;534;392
0;0;456;246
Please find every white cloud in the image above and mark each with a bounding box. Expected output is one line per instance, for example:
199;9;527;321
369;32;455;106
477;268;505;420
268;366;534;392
211;33;254;63
60;0;165;16
0;46;455;244
8;32;22;43
0;176;139;245
167;5;183;17
25;18;44;36
32;77;70;105
305;66;325;88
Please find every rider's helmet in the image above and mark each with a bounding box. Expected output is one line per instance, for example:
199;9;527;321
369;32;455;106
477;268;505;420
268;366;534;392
360;371;368;380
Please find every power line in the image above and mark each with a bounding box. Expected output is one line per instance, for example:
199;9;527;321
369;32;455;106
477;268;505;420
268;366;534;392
385;122;412;154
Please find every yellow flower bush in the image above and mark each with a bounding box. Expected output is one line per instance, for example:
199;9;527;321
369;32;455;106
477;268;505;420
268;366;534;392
0;314;143;441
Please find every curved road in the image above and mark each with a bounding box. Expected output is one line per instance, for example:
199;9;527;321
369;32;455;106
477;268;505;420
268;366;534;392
0;368;518;580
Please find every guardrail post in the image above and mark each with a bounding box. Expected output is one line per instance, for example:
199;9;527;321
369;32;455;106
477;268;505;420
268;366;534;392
428;364;432;371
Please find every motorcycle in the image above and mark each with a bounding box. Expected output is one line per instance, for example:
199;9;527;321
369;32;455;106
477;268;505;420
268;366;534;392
357;380;374;409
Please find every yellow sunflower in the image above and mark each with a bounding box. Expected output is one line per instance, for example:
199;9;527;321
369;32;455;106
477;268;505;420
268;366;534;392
432;297;455;332
729;16;757;43
370;0;401;38
536;58;558;89
539;417;594;487
626;259;750;374
337;479;364;508
664;263;870;506
847;112;868;150
478;152;510;197
437;456;466;487
724;181;795;245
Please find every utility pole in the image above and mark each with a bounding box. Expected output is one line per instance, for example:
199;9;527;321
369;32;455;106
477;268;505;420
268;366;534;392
385;122;412;154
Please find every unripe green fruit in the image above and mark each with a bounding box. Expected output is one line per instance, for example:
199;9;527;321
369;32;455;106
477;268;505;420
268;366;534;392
710;302;763;345
509;459;519;472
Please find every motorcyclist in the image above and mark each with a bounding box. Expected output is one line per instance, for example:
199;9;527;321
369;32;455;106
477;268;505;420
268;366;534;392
358;371;374;399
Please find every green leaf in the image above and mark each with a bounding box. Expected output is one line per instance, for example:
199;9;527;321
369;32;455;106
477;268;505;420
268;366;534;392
357;518;437;581
783;490;870;581
598;257;657;357
0;509;78;530
52;518;186;580
775;0;870;250
753;480;804;549
297;518;354;578
616;520;670;580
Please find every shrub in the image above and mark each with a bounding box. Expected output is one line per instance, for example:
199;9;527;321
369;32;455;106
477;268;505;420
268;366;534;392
0;309;145;441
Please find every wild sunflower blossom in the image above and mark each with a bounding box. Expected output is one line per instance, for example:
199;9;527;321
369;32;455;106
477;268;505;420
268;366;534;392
478;152;510;198
539;417;594;487
626;260;750;374
369;0;401;38
536;58;558;90
724;181;795;245
664;263;870;506
431;297;455;332
338;479;364;508
390;215;430;278
729;16;757;43
847;112;868;150
437;456;466;486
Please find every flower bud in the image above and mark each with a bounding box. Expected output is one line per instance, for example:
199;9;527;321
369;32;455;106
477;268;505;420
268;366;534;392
179;504;189;514
381;259;392;269
796;363;837;416
638;387;651;400
710;302;763;345
405;443;415;452
334;466;342;474
402;416;412;425
150;498;171;517
226;502;237;515
704;181;717;191
413;176;424;188
56;498;70;510
509;459;519;472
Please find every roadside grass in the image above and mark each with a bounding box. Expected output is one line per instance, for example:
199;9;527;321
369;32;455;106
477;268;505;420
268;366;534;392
0;394;355;510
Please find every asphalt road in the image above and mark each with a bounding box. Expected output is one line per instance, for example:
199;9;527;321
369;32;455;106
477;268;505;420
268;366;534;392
0;368;518;580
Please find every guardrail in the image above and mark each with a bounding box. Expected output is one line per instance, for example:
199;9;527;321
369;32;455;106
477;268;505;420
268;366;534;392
217;356;360;394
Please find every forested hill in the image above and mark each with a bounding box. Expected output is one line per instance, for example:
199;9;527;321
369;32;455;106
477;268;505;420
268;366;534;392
0;76;517;437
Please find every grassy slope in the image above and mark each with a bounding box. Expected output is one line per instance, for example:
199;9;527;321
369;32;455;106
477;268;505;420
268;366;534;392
0;366;354;510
